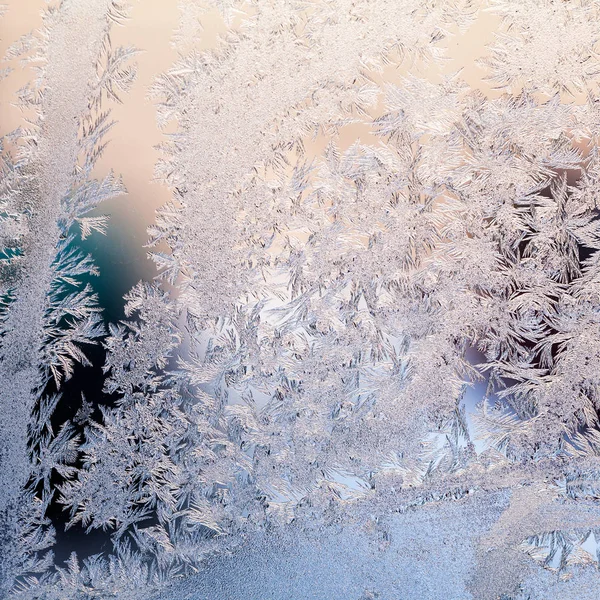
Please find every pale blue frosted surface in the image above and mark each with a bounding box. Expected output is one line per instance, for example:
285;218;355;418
3;1;600;598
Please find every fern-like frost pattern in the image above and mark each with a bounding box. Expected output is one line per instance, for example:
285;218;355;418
2;1;600;599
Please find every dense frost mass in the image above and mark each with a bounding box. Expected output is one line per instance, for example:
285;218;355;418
2;0;600;598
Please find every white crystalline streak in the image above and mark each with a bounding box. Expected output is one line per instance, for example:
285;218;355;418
0;0;134;595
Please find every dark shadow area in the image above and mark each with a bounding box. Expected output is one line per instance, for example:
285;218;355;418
28;220;152;565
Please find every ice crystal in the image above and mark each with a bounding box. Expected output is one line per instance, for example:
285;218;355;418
3;0;600;599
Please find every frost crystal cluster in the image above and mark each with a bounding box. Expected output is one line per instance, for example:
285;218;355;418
2;1;600;599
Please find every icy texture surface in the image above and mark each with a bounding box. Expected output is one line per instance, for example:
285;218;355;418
2;1;600;599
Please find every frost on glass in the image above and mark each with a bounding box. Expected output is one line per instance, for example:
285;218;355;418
2;0;600;599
